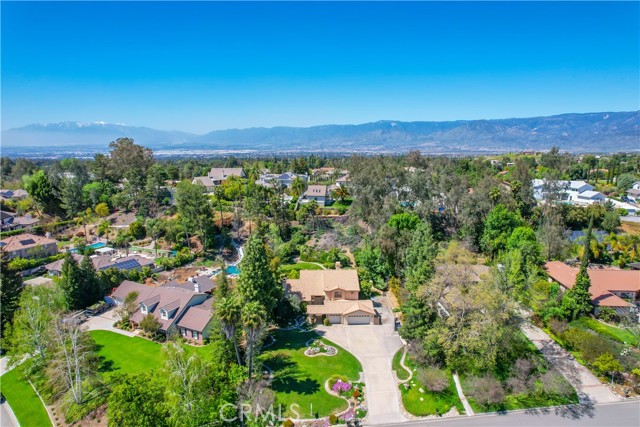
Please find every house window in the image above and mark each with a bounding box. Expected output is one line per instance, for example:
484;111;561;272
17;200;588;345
160;309;168;320
181;328;187;336
334;291;342;299
140;304;147;314
192;330;199;340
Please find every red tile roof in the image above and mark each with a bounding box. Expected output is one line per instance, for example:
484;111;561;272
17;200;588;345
545;261;638;308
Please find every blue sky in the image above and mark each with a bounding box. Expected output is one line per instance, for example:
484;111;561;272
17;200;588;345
2;1;639;133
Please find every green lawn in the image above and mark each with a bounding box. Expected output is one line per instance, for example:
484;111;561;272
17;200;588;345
91;330;210;376
280;262;325;272
392;348;411;381
399;374;463;416
259;329;362;418
571;317;639;347
0;369;51;427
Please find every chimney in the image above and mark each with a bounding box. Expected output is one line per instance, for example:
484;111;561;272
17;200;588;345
194;282;200;293
335;261;341;270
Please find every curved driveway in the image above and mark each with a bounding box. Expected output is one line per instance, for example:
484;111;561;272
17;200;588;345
316;296;407;425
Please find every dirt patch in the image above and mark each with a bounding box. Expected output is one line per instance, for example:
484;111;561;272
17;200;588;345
620;221;640;236
50;402;107;427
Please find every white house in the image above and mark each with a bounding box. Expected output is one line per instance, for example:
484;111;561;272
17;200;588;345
256;172;308;188
632;182;640;191
300;185;331;207
627;188;640;203
192;168;245;192
576;190;606;203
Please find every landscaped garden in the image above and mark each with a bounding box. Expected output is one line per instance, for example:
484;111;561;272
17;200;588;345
571;317;639;347
392;349;464;416
259;329;362;418
460;332;579;413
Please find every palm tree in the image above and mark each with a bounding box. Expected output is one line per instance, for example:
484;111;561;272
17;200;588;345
333;185;349;203
290;177;307;200
242;301;266;378
217;296;242;366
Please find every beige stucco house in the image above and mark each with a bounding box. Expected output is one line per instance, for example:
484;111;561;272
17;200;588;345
286;269;376;325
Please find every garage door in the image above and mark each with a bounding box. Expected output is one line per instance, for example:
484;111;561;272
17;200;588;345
329;315;342;324
347;315;371;325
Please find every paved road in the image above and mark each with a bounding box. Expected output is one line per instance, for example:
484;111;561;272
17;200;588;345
0;400;20;427
316;297;407;425
521;323;619;404
374;400;640;427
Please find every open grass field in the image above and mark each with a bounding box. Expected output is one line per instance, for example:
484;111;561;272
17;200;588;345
259;329;362;418
91;330;210;376
0;369;51;427
571;317;639;347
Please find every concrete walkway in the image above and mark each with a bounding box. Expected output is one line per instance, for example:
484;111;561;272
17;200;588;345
521;322;620;404
452;373;474;416
316;297;407;425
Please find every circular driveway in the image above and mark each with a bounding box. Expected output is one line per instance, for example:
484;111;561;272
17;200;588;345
316;296;407;425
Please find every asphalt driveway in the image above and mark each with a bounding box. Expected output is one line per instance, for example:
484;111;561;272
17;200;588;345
316;296;407;425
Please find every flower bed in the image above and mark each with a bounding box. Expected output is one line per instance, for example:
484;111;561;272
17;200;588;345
326;375;367;424
305;339;338;357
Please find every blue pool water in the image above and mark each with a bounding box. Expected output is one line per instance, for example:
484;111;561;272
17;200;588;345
69;242;107;253
226;265;240;275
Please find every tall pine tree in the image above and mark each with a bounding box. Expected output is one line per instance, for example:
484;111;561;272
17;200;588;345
0;253;23;342
236;233;281;318
562;217;594;320
59;254;85;310
80;254;101;307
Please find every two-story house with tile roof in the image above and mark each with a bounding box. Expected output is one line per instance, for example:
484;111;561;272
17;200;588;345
286;269;377;325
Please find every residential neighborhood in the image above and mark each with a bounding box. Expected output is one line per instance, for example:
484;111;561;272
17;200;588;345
1;2;639;427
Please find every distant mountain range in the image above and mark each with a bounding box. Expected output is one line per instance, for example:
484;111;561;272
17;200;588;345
2;111;639;158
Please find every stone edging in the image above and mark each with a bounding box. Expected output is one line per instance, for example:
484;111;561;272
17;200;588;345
304;338;338;357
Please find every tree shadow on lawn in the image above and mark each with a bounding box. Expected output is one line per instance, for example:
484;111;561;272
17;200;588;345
265;352;321;396
272;330;317;351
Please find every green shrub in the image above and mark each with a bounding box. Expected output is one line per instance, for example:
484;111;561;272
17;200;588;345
323;318;331;326
328;414;338;424
282;420;295;427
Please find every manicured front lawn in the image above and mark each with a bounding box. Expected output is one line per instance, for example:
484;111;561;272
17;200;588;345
91;330;210;376
280;262;325;272
399;374;463;416
0;369;51;427
392;348;411;381
571;317;639;347
259;329;362;418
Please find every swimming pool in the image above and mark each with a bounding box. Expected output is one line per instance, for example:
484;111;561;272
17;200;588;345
226;265;240;275
69;242;107;253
